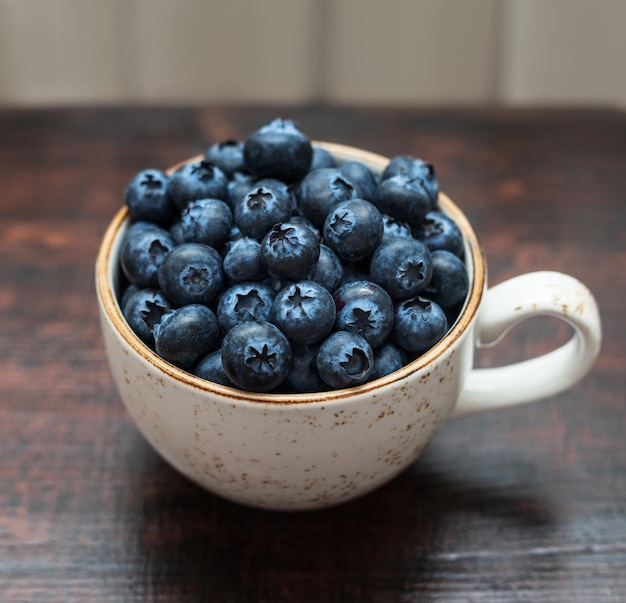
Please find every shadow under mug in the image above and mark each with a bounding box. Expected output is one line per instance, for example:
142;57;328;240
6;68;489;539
96;142;602;510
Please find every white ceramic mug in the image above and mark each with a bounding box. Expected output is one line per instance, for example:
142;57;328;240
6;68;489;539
96;143;601;510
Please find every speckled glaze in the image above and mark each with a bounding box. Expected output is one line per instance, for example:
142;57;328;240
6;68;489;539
96;143;601;510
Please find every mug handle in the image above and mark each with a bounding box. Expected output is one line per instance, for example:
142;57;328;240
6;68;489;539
453;271;602;419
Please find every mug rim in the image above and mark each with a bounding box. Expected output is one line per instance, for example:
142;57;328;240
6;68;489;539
95;142;486;405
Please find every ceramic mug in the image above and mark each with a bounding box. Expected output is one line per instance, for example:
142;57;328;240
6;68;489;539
96;142;601;511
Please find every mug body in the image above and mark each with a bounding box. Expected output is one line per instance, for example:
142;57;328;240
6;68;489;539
96;144;485;510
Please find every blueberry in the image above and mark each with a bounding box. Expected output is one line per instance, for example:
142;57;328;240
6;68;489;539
216;281;276;333
255;177;299;213
157;242;225;306
168;220;185;245
121;226;177;289
167;160;228;210
221;320;292;392
381;155;439;205
179;198;233;249
223;236;267;282
124;169;176;226
226;172;256;210
381;214;412;243
339;161;378;201
374;174;433;228
192;349;234;387
244;118;313;183
154;304;220;370
316;331;373;389
205;139;246;177
369;236;433;301
288;215;321;239
271;281;336;344
370;341;408;381
260;222;320;282
120;283;140;311
227;224;243;244
122;287;172;346
234;185;292;241
323;199;383;263
333;280;394;349
392;296;448;353
311;145;337;170
285;343;328;393
311;243;343;292
337;261;370;287
423;250;469;309
413;210;464;258
122;220;164;247
299;168;361;228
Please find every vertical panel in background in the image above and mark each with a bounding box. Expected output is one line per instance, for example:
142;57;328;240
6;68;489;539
123;0;321;103
499;0;626;105
0;0;123;104
321;0;500;104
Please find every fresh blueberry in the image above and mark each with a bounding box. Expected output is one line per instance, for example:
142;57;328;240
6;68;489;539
227;224;243;244
323;199;383;263
255;177;299;213
337;261;370;287
369;341;408;381
260;222;320;282
333;280;394;349
369;236;433;301
381;214;412;243
311;145;337;170
157;242;225;306
227;172;256;210
120;283;140;311
381;155;439;205
122;220;164;247
179;198;233;249
124;169;176;226
374;173;433;228
316;331;373;389
311;243;343;292
122;287;172;346
167;160;228;210
243;118;313;183
234;185;292;241
205;139;246;177
192;349;235;387
271;280;336;345
423;250;469;309
221;320;292;392
339;161;378;201
121;226;177;289
168;220;185;245
223;236;267;282
285;343;328;393
288;215;321;239
392;296;448;353
413;210;464;258
298;168;361;228
216;281;276;333
154;304;220;370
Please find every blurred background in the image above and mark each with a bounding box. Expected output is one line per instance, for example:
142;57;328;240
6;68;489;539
0;0;625;107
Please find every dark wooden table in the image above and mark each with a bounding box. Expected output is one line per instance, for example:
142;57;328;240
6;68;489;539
1;106;624;602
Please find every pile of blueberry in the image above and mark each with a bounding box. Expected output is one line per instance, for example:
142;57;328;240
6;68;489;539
118;118;469;393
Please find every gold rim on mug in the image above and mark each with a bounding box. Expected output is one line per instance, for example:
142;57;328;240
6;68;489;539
95;142;486;405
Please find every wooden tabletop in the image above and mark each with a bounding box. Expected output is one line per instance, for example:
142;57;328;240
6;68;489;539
1;106;624;602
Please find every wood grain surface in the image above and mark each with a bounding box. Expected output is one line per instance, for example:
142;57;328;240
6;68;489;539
1;106;624;602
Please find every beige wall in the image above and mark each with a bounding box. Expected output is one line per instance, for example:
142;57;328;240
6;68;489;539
0;0;624;106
